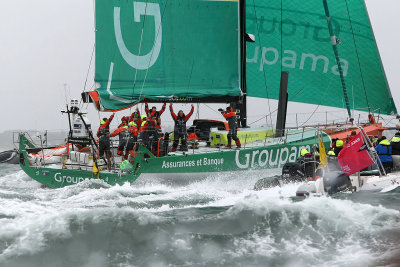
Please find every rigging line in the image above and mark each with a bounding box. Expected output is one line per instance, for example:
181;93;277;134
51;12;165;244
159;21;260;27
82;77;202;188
203;103;222;116
131;0;150;99
138;0;169;102
290;86;306;100
79;0;96;110
83;43;95;93
299;78;334;127
247;86;305;126
84;0;96;111
344;0;370;113
248;109;277;126
383;117;396;127
252;0;273;128
299;104;321;127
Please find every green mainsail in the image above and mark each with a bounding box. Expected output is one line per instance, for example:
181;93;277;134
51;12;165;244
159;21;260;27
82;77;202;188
95;0;241;110
246;0;397;115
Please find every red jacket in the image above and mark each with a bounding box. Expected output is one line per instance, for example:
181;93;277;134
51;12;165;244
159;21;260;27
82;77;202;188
222;107;235;119
170;105;194;122
118;116;129;128
97;114;114;137
111;126;138;137
145;102;166;118
223;111;236;120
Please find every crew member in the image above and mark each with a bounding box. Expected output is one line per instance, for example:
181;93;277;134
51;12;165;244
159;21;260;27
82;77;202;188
126;121;139;157
139;115;159;152
118;116;129;128
96;113;114;170
391;133;400;155
372;136;379;146
220;106;241;149
377;136;387;145
155;117;162;130
145;102;166;118
111;122;138;160
129;107;141;124
329;138;338;153
145;102;166;130
313;145;320;161
375;138;393;173
347;131;357;143
138;115;147;131
334;139;344;156
327;150;340;171
170;104;194;152
297;148;316;179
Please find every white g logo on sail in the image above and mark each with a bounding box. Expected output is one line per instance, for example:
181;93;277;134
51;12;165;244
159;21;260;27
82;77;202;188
114;2;162;70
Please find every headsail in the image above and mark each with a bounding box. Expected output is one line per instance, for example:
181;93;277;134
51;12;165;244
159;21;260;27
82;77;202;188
246;0;397;116
94;0;241;111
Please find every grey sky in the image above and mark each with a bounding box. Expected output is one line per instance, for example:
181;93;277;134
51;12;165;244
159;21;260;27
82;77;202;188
0;0;399;134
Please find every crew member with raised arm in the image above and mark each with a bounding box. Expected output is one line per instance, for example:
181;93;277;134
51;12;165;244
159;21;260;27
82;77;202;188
145;102;166;118
97;113;114;170
219;106;241;149
170;104;194;152
145;102;166;130
129;107;141;123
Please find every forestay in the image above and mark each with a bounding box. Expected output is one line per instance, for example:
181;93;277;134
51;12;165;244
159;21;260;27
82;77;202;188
246;0;397;115
95;0;241;111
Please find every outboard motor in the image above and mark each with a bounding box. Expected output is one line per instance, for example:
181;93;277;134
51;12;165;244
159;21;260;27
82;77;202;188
303;155;317;179
254;162;308;190
323;171;353;195
281;162;305;182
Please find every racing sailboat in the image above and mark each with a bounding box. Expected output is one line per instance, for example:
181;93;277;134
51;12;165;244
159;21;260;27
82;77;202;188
18;0;397;188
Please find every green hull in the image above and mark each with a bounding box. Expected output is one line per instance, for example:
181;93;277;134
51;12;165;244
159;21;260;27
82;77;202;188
18;134;141;188
18;130;330;188
140;133;328;177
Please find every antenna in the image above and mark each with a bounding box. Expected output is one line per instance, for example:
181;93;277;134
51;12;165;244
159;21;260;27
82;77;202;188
63;83;69;105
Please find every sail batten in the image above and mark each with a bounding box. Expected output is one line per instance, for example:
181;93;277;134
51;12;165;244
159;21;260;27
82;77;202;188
246;0;397;116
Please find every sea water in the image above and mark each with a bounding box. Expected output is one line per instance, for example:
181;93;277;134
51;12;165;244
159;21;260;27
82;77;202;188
1;163;400;267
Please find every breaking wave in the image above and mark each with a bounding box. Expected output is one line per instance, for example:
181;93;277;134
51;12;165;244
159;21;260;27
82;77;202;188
1;163;400;267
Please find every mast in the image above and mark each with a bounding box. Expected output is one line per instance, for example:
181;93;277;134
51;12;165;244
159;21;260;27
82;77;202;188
322;0;353;121
239;0;247;128
275;72;289;138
